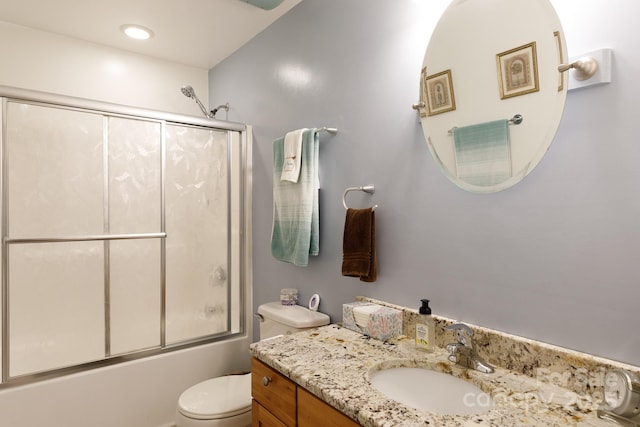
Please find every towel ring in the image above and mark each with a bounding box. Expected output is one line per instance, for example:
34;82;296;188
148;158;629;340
342;185;378;211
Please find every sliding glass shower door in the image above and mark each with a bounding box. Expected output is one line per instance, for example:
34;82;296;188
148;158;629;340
165;124;230;344
6;104;109;376
1;92;247;383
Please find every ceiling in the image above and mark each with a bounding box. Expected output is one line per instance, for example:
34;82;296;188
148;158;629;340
0;0;301;70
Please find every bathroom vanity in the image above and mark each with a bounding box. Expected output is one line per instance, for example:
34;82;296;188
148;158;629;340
250;299;640;427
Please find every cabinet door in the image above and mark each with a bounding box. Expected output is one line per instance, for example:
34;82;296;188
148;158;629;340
251;359;296;426
252;400;288;427
298;387;361;427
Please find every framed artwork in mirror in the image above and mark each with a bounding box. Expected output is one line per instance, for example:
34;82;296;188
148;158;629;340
496;41;539;99
425;69;456;116
419;67;428;117
554;31;565;91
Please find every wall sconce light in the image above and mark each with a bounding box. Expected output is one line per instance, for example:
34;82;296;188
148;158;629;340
558;57;598;81
558;48;612;91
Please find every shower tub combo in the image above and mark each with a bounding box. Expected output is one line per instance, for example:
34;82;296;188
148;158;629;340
0;86;249;385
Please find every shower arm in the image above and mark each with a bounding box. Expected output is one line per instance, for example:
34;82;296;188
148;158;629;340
193;95;215;119
211;102;230;117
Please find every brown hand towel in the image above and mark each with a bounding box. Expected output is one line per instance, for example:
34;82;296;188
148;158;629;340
342;207;377;282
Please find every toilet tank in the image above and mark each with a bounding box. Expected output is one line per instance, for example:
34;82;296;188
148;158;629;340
257;302;330;339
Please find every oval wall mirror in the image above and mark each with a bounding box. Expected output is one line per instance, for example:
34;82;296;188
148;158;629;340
419;0;568;193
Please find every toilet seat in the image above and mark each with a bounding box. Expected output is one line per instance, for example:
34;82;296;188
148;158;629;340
177;373;251;420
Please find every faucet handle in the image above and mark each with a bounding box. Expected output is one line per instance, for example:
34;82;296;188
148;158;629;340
445;323;474;348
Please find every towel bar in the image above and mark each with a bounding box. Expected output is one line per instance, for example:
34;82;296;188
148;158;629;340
448;114;523;134
317;127;338;135
342;185;378;211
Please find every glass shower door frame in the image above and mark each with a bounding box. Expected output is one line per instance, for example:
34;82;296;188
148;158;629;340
0;86;249;385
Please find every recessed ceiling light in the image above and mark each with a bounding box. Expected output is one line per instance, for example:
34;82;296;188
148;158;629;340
120;24;154;40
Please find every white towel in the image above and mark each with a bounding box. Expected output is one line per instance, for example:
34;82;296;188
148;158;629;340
280;128;307;183
271;129;320;266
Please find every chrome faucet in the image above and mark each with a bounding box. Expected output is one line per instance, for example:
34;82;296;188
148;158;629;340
445;323;494;374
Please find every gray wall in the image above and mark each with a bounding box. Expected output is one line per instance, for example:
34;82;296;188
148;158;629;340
209;0;640;366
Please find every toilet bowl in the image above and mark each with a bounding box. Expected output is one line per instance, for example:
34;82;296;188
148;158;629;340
175;302;330;426
175;374;251;427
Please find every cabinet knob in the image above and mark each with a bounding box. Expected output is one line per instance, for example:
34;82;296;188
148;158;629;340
262;376;272;386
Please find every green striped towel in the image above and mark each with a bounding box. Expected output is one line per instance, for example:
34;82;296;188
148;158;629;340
271;129;319;266
453;119;512;187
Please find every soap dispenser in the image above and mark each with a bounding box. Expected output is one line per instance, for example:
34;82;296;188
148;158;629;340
415;299;435;352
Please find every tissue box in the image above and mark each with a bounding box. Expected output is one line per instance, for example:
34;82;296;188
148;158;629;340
342;302;402;341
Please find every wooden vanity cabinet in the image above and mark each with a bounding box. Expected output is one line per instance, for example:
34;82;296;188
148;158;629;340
297;387;360;427
252;358;296;426
252;400;288;427
251;358;360;427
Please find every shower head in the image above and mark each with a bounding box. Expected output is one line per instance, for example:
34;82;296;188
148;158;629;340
180;85;213;119
181;85;196;99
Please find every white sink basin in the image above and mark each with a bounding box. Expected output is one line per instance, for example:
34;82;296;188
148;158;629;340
369;367;493;415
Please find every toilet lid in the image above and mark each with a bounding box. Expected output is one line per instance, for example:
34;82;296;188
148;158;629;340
178;373;251;420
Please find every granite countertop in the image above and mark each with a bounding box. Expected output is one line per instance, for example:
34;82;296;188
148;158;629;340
250;324;612;427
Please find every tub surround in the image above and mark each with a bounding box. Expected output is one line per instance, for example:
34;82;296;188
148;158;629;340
250;297;640;426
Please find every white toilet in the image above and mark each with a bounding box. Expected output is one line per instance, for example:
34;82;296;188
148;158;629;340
175;302;330;427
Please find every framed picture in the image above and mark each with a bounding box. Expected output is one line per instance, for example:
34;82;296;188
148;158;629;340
419;67;428;117
554;31;564;91
424;69;456;116
496;41;539;99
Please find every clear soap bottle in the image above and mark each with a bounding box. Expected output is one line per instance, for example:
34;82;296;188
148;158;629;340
415;299;435;352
